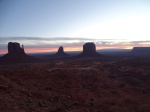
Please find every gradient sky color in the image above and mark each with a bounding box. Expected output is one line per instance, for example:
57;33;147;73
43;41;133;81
0;0;150;54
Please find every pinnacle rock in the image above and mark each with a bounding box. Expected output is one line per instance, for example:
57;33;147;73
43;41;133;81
54;46;69;58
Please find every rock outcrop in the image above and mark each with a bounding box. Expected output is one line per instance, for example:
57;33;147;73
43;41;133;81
53;46;69;58
8;42;25;54
0;42;35;62
78;42;101;57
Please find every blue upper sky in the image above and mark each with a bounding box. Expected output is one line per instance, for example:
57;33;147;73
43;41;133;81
0;0;150;53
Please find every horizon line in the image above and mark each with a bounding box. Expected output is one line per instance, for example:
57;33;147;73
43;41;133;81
0;47;133;55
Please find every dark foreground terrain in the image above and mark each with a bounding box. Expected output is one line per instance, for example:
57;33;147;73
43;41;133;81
0;56;150;112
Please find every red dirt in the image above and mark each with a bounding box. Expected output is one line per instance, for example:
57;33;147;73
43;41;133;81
0;58;150;112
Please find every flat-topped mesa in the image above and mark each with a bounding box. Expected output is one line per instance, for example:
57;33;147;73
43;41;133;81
54;46;69;58
8;42;25;54
132;47;150;53
83;42;96;54
78;42;101;57
131;47;150;56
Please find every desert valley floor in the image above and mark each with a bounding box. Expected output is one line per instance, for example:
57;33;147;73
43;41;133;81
0;57;150;112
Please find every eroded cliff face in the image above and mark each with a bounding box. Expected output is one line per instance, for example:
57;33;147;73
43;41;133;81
78;42;101;57
0;42;34;62
8;42;25;54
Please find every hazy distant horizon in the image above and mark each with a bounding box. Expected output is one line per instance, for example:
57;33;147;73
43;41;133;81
0;36;150;54
0;46;132;56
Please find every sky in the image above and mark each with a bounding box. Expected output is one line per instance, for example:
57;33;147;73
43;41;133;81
0;0;150;54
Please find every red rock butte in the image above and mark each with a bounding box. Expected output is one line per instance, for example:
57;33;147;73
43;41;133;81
8;42;25;54
78;42;101;57
0;42;35;62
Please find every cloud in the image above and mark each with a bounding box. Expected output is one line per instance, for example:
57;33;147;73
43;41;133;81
0;44;7;49
0;37;124;49
96;40;150;47
0;37;95;42
0;37;126;42
0;37;150;46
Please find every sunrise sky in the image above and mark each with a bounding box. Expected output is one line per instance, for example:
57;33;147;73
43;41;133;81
0;0;150;54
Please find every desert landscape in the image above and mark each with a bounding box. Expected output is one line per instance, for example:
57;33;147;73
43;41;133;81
1;0;150;111
0;42;150;112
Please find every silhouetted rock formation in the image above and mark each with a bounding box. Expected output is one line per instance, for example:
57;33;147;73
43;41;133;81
8;42;25;54
58;46;64;54
0;42;35;62
78;42;101;57
53;46;69;58
132;47;150;53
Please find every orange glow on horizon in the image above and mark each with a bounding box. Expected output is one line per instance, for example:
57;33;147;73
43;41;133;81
96;46;133;50
0;45;145;54
63;46;82;52
25;48;57;53
0;50;7;54
24;46;83;53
